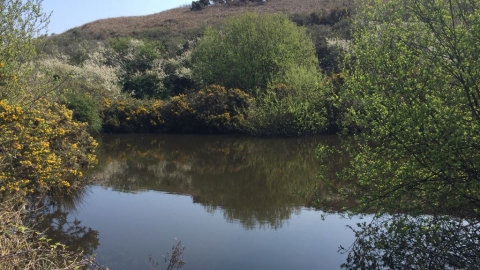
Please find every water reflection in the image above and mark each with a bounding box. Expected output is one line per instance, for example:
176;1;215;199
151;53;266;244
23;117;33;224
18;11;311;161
92;134;331;229
29;188;100;256
42;134;479;269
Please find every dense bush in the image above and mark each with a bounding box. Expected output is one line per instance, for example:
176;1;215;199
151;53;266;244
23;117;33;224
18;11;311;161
102;98;163;133
64;91;102;134
243;64;333;136
192;85;252;133
101;85;253;134
163;41;196;96
160;94;198;132
0;100;97;196
107;38;167;99
36;49;122;100
248;83;329;136
192;12;319;95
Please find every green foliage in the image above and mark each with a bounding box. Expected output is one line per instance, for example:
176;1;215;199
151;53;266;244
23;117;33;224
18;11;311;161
247;63;334;136
340;214;480;269
249;83;329;136
64;91;102;134
191;12;319;94
316;0;480;217
0;0;50;103
108;38;167;99
163;40;197;96
125;72;169;99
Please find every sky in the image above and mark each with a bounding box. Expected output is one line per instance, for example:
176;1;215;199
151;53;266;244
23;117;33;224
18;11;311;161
42;0;192;35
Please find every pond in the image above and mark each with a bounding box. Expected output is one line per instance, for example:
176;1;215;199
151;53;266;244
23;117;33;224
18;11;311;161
42;134;480;269
49;134;363;270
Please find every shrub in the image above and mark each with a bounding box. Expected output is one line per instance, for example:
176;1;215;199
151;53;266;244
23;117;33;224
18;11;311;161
0;100;97;196
36;51;122;100
161;94;198;132
163;43;196;96
64;91;102;134
247;81;330;136
192;12;319;95
193;85;252;133
125;72;169;99
107;38;167;99
102;98;163;133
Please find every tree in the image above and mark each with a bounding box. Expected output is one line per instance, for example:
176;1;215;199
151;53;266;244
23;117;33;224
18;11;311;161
108;38;167;99
316;0;480;218
191;0;210;11
0;0;50;102
341;214;480;269
191;12;319;94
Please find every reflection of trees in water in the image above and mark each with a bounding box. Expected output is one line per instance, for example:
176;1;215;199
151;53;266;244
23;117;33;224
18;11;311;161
27;188;100;256
342;214;480;269
93;134;330;229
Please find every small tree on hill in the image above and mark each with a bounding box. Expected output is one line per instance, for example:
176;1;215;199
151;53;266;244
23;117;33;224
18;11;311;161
191;0;210;11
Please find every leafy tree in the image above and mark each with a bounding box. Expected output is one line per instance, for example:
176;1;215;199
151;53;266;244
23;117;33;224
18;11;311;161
316;0;480;218
342;214;480;269
191;12;319;94
191;0;209;11
108;38;167;99
0;0;50;102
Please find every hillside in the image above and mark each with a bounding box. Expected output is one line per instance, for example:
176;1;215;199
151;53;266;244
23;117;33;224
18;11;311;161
49;0;352;54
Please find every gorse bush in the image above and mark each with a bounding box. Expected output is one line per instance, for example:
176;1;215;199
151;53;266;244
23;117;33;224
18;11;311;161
102;98;163;133
99;81;333;136
101;85;253;134
0;100;97;196
161;94;198;132
193;85;252;133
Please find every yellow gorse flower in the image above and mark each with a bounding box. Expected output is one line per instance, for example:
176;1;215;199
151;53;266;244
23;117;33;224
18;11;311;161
0;99;97;194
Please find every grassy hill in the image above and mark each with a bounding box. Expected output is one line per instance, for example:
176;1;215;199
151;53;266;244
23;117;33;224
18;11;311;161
48;0;352;55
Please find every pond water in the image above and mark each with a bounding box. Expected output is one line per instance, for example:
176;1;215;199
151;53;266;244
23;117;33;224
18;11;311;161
53;134;364;269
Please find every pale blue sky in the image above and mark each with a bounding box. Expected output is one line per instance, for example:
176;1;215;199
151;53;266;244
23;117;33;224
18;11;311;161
42;0;192;35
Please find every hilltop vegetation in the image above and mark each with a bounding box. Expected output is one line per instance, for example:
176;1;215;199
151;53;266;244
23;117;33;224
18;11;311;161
35;0;352;136
45;0;352;66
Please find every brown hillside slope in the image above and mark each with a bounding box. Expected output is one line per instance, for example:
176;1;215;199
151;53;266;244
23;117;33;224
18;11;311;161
55;0;352;40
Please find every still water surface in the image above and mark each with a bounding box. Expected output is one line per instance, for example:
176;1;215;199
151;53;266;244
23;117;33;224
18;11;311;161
61;134;361;269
